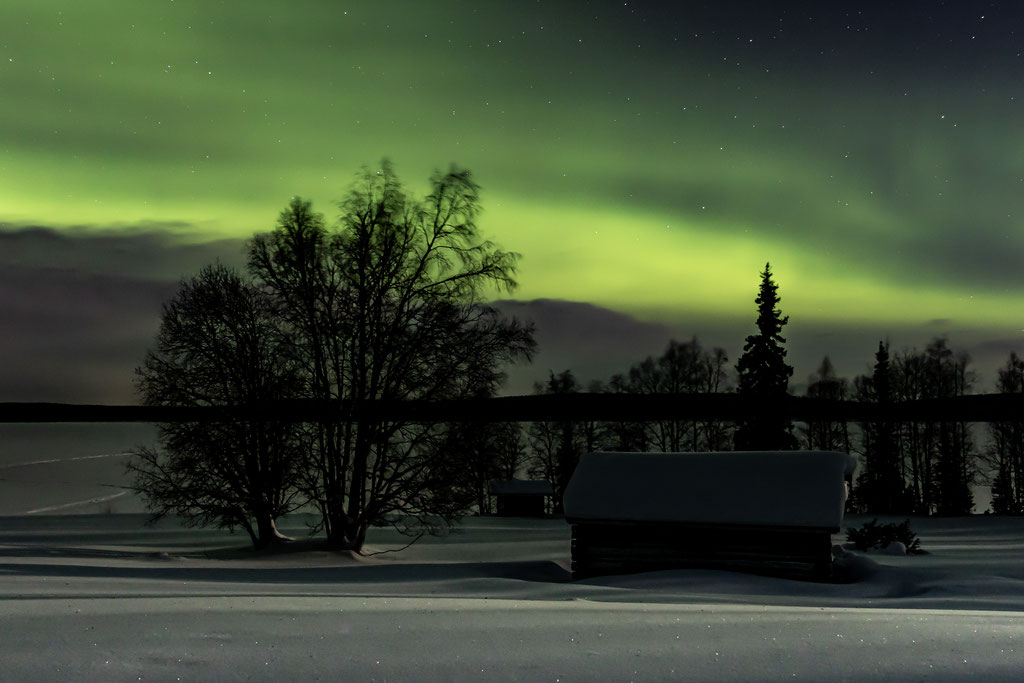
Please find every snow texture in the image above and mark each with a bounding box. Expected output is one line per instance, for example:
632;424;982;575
563;450;857;529
3;433;1024;681
3;513;1024;681
881;541;908;556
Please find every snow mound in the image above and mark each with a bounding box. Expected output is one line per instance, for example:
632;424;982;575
881;541;907;556
564;450;856;529
831;544;881;582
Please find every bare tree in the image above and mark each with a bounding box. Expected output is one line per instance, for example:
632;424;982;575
128;264;305;548
612;337;731;452
890;337;976;515
852;341;908;514
526;370;581;514
928;339;976;515
248;163;535;550
698;346;733;450
493;422;529;480
800;355;850;452
604;373;650;451
989;352;1024;514
526;415;561;492
435;420;527;516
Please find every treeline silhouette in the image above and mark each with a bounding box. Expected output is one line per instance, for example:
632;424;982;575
508;265;1023;518
3;391;1019;423
440;267;1024;521
6;163;1024;546
513;338;1024;519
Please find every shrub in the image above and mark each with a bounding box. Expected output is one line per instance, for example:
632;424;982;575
846;518;923;554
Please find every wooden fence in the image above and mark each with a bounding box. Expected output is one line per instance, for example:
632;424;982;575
1;392;1022;423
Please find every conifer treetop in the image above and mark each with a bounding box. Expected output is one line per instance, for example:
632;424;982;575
736;262;793;396
733;261;796;449
872;340;892;403
753;261;788;344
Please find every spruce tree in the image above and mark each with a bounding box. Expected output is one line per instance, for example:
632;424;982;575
928;339;975;516
801;355;850;452
988;352;1024;514
855;341;907;513
527;370;581;514
991;457;1016;515
734;262;797;450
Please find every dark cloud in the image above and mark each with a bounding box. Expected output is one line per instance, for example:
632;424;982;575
911;229;1024;291
494;299;1024;397
0;225;248;403
0;224;248;281
491;299;677;394
0;266;171;403
2;225;1021;404
951;336;1024;393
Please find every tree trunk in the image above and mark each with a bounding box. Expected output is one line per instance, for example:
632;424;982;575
253;502;290;549
240;518;258;547
339;517;368;552
324;510;368;552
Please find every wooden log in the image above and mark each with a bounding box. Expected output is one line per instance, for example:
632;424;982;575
571;521;835;581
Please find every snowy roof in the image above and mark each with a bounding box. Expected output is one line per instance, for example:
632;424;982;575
563;451;856;530
488;479;554;496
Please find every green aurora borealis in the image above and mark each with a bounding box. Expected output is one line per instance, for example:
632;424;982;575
3;1;1024;399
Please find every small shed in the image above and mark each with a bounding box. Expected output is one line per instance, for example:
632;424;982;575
563;451;856;580
488;479;554;517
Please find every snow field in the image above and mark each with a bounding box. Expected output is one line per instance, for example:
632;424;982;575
2;514;1024;680
3;597;1023;682
3;434;1024;680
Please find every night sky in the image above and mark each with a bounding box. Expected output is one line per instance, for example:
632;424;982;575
3;1;1024;403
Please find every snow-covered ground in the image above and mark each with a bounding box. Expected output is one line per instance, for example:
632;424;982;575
2;430;1024;680
2;512;1023;680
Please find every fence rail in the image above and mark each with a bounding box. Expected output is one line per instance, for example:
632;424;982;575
2;392;1022;424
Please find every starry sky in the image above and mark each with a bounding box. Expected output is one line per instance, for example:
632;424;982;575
2;0;1024;403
